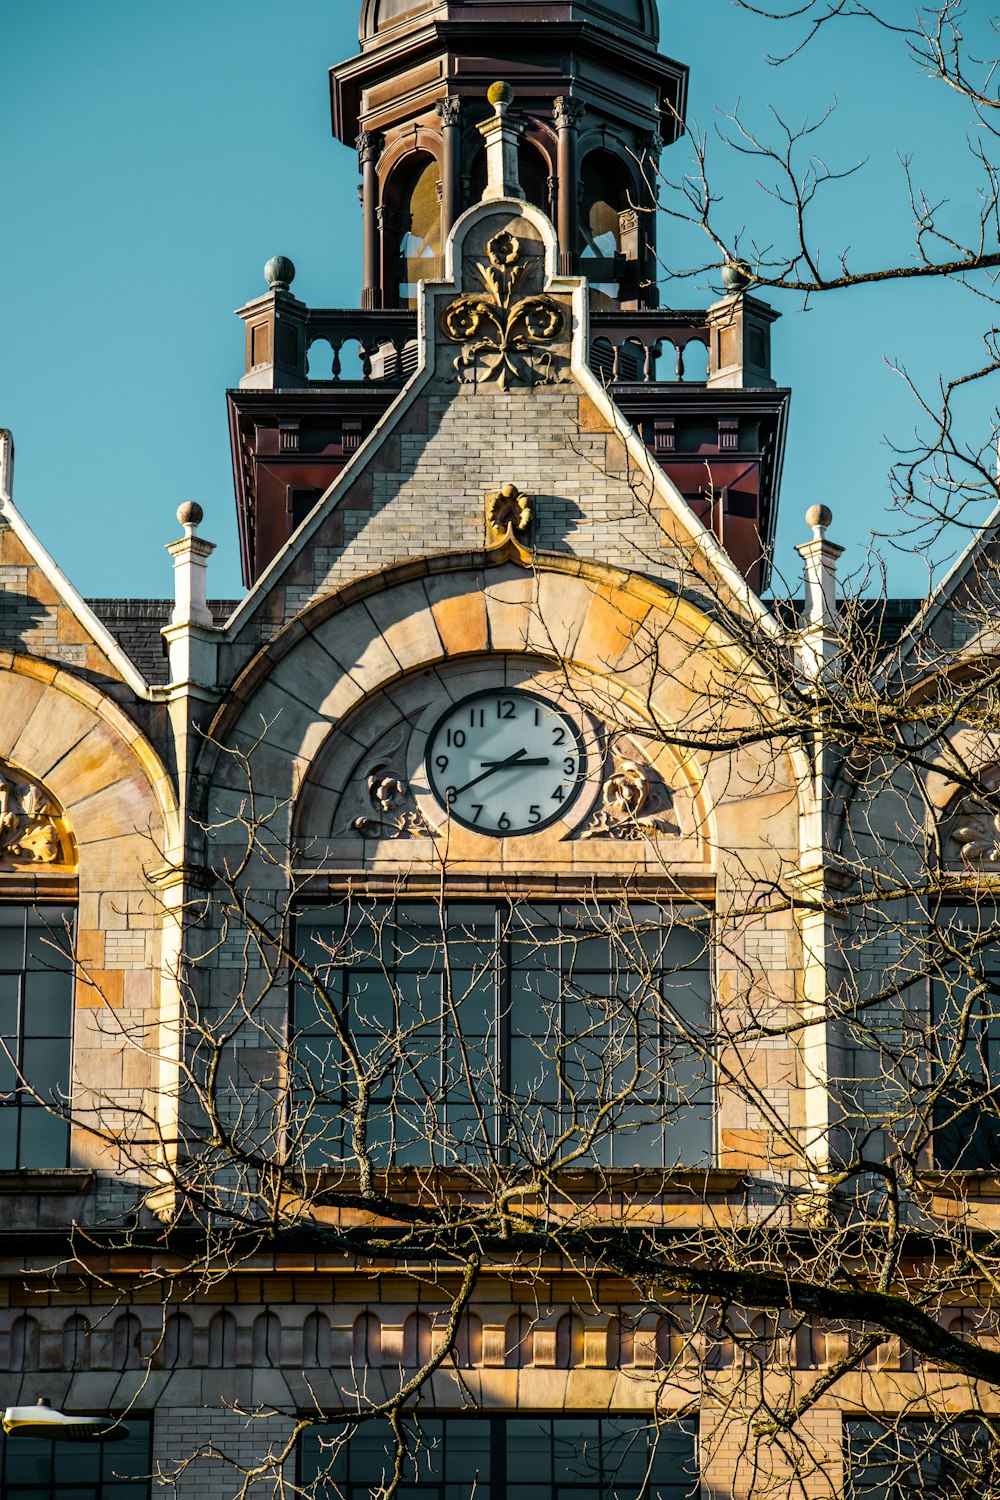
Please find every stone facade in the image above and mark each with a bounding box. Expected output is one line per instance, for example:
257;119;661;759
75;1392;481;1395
0;15;995;1500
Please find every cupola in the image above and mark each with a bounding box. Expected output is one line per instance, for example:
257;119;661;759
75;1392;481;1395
332;0;687;308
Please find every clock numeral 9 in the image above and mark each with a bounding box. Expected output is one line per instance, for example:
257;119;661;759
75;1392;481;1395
436;755;449;773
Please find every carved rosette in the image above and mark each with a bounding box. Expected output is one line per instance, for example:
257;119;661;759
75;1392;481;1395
0;764;66;866
350;762;433;841
442;231;565;388
579;744;680;841
947;767;1000;867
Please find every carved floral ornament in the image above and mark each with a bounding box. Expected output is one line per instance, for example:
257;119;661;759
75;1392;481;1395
441;231;566;388
0;763;67;866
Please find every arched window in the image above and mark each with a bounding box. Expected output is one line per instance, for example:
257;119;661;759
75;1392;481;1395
253;1311;283;1367
394;155;442;308
207;1310;238;1368
303;1310;333;1368
580;149;632;306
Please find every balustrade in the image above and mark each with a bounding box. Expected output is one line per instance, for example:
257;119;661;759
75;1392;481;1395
241;303;760;388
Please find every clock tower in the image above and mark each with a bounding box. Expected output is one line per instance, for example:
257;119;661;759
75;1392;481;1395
227;0;789;595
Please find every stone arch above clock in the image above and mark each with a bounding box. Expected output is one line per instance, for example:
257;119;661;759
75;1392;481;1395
292;653;706;877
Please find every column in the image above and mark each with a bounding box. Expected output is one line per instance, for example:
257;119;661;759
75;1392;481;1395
553;96;584;276
357;131;383;310
436;97;462;237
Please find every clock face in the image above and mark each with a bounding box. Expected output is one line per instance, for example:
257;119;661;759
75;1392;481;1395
425;689;586;835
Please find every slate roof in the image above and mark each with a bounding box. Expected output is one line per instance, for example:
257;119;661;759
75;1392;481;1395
85;599;241;685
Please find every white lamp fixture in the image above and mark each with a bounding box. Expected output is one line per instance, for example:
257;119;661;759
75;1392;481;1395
2;1398;129;1443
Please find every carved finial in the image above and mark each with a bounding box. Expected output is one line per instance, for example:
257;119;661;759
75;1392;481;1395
177;500;204;533
721;260;752;293
263;256;296;291
487;80;515;110
805;503;833;540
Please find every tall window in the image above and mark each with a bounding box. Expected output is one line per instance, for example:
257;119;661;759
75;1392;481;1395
0;905;74;1169
0;1416;151;1500
930;905;1000;1169
846;1418;992;1499
396;156;442;308
292;902;713;1170
300;1414;698;1499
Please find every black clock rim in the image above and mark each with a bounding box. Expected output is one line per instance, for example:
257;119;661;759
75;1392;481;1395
425;686;587;837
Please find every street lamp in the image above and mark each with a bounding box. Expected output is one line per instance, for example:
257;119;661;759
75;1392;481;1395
2;1398;129;1442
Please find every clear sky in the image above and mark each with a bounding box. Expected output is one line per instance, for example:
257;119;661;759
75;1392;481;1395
1;0;994;601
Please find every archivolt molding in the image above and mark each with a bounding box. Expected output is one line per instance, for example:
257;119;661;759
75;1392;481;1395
0;654;179;859
203;555;807;858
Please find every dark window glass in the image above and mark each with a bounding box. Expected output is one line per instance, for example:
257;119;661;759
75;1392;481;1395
931;906;1000;1168
0;906;74;1169
0;1417;151;1500
846;1418;995;1500
292;903;713;1170
299;1414;698;1499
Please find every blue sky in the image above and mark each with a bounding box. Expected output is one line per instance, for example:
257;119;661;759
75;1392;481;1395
1;0;995;600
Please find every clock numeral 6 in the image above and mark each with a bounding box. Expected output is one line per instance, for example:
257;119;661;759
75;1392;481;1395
497;812;511;830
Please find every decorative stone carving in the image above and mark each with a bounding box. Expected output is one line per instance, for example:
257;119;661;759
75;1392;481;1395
375;205;401;235
435;96;462;127
355;131;384;165
442;231;565;388
579;744;679;841
350;762;433;840
553;96;585;129
486;482;532;545
0;766;61;864
948;767;1000;866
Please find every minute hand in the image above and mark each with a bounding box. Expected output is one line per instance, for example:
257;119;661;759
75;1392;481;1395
450;747;541;799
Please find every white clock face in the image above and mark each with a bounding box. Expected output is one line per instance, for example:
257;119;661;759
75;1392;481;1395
425;689;586;835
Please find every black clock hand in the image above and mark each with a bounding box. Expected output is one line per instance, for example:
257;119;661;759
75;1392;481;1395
449;747;530;799
480;757;549;769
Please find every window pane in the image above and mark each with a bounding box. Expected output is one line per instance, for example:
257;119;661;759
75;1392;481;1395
23;971;73;1037
294;902;714;1170
17;1107;69;1168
